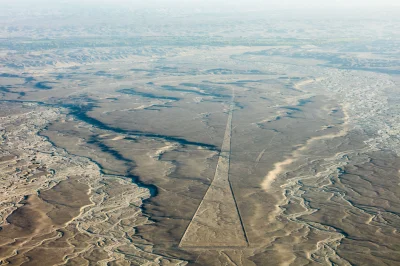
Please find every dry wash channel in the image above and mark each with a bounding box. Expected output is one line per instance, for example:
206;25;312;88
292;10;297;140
0;102;186;265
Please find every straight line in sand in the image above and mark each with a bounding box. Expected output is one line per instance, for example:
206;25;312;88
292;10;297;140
179;89;248;248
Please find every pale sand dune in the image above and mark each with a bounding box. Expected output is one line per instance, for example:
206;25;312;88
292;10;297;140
293;78;324;90
262;157;297;191
151;142;178;159
255;148;266;163
111;135;125;140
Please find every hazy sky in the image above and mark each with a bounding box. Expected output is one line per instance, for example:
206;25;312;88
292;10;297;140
3;0;400;9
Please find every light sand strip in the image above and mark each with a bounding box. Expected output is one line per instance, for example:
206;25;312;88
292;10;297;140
262;78;350;191
179;90;247;248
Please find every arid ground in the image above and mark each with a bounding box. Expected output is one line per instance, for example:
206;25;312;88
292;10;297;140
0;5;399;266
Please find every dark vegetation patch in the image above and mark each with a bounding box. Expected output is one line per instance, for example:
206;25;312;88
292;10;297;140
0;86;11;93
157;66;178;71
0;86;25;97
94;71;109;76
94;71;125;79
130;68;151;72
282;106;302;112
235;102;245;109
204;68;263;75
55;74;74;80
24;77;36;83
205;68;233;74
0;73;20;78
88;136;132;163
246;49;400;74
35;82;56;90
298;98;313;106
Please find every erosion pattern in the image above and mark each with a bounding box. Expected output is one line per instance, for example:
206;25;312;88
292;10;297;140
0;103;186;265
1;7;400;265
258;71;400;265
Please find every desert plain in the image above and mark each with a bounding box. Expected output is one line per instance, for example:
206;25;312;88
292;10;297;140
0;5;400;266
